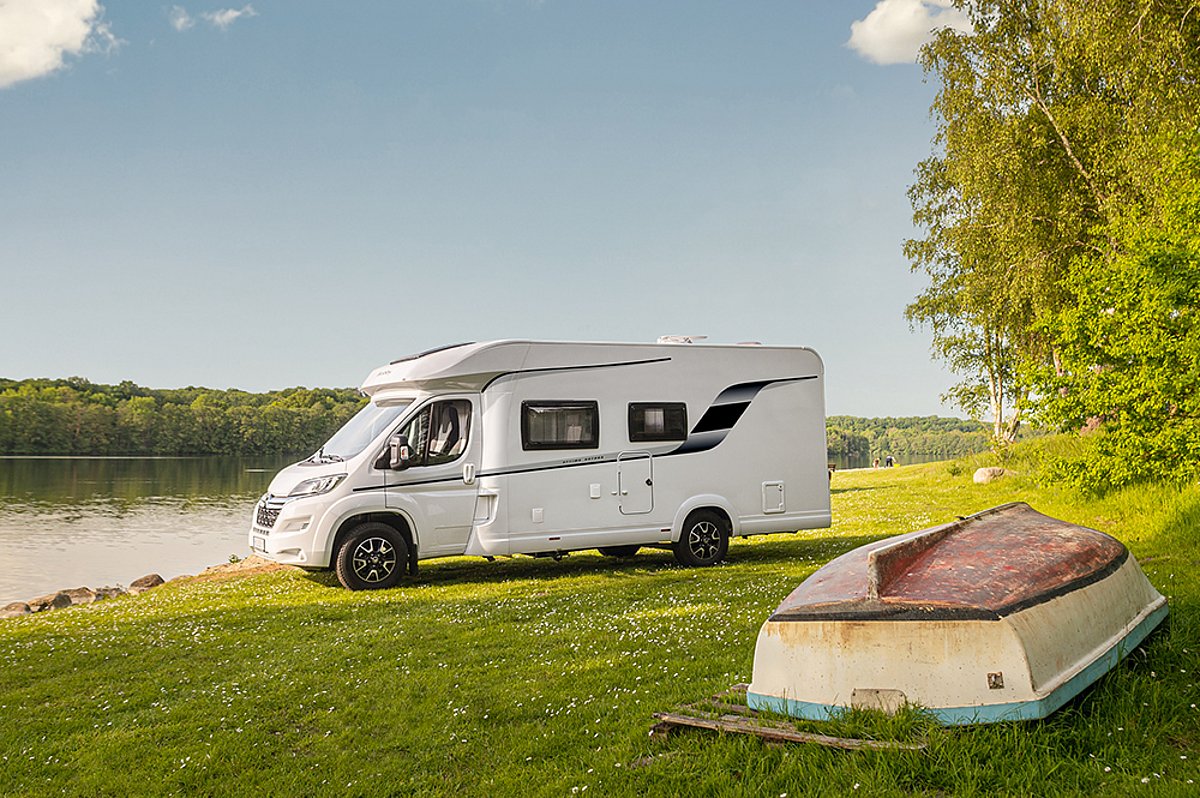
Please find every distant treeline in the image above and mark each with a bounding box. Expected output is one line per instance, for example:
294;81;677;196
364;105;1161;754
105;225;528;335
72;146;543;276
1;378;997;461
0;378;366;456
826;415;991;462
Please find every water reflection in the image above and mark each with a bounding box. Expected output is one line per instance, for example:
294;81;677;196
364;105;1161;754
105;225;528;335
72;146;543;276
0;456;296;605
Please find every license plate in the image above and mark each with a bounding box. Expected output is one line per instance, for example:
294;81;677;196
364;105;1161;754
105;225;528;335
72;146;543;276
251;536;266;551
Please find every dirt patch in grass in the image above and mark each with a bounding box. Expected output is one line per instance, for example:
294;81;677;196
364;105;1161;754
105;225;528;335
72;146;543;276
183;554;303;583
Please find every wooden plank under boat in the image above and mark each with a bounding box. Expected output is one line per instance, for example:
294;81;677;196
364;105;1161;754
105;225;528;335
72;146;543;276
747;502;1168;725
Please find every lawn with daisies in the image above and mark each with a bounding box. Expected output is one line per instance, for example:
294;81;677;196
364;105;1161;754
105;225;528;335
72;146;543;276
1;439;1197;796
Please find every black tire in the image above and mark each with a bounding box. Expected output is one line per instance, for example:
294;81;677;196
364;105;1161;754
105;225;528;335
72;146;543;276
598;545;640;558
335;522;408;590
673;510;729;567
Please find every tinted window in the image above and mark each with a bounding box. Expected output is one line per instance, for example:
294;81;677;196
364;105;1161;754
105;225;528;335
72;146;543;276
522;401;599;450
628;402;687;442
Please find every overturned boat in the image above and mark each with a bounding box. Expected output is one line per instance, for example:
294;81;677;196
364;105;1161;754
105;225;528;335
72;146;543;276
748;503;1168;725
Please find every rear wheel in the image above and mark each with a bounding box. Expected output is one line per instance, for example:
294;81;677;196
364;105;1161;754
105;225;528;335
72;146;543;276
335;522;408;590
598;545;640;558
673;510;729;567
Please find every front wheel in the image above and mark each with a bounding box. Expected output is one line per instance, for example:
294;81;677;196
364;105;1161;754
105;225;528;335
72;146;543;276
673;510;729;567
336;522;408;590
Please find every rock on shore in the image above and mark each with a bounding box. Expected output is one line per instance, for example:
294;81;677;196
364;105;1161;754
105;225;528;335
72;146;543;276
2;574;161;619
1;602;32;619
2;556;298;620
974;466;1007;484
129;574;165;594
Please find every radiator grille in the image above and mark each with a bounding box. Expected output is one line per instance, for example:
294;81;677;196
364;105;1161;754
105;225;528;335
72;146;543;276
256;498;283;529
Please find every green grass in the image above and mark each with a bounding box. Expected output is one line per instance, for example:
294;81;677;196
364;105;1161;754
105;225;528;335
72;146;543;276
2;442;1199;796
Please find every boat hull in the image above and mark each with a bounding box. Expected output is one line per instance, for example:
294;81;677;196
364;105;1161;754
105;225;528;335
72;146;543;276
747;505;1168;725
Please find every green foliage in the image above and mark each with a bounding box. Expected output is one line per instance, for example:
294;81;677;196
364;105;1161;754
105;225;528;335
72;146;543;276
1035;141;1200;488
0;378;366;456
909;0;1200;486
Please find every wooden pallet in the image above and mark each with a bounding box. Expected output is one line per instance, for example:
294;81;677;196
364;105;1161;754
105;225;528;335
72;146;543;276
650;684;926;752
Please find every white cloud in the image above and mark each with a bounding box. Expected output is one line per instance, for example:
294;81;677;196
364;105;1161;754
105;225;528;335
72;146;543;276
0;0;122;89
202;4;258;30
169;6;195;32
847;0;973;65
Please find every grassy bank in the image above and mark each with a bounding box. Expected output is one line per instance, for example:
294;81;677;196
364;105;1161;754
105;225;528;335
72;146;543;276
2;444;1198;796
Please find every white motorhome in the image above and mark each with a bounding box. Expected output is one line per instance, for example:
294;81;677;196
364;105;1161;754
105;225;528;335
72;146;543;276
250;340;831;589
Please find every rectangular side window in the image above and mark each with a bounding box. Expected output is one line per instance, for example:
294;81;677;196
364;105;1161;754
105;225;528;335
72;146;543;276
522;401;600;450
628;402;688;442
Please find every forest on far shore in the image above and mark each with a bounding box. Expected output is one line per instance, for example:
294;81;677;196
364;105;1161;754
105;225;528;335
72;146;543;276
826;415;991;463
0;378;365;456
0;377;992;460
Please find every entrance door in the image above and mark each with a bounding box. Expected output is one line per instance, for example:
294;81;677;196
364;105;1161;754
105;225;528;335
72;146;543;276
617;451;653;515
384;397;480;556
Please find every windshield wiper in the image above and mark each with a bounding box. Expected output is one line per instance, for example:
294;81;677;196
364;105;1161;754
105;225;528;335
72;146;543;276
307;446;344;464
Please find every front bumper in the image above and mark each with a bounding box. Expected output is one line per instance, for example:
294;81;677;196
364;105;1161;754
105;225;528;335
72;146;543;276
249;494;323;567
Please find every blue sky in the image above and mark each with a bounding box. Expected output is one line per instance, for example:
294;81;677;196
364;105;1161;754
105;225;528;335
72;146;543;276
1;1;973;417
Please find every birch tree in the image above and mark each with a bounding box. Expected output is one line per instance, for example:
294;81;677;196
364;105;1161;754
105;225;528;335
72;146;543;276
907;0;1200;452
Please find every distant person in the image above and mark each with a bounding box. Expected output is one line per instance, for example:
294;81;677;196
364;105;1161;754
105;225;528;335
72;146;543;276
885;455;895;467
873;457;880;469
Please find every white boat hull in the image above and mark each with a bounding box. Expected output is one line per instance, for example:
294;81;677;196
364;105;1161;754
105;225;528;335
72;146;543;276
747;506;1168;724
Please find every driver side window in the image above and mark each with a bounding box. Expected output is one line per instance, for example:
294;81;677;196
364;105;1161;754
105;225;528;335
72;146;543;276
395;400;471;468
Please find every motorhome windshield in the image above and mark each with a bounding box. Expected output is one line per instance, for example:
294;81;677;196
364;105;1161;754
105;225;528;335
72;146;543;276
315;401;411;461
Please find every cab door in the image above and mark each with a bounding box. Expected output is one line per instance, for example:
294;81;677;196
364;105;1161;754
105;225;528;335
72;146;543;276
384;397;480;556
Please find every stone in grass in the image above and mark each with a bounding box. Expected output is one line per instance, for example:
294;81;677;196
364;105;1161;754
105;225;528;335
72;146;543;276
1;602;31;619
128;574;165;595
28;592;72;612
95;586;126;600
63;586;98;605
973;466;1007;484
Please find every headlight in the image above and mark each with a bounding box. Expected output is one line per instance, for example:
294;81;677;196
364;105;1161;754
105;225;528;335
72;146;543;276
287;474;347;498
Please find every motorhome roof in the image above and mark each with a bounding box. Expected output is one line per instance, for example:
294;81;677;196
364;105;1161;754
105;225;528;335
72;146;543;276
360;339;818;400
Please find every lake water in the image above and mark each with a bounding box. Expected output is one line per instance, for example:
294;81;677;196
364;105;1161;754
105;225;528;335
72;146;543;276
0;451;956;605
0;456;295;605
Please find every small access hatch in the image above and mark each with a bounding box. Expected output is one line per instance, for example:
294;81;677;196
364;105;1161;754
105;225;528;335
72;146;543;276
617;452;653;515
763;481;785;514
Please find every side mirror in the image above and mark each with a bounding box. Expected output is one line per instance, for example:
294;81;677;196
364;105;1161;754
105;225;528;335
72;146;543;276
376;434;412;470
390;434;413;470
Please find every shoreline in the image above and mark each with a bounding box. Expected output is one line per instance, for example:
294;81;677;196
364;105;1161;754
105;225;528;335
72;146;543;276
0;555;289;619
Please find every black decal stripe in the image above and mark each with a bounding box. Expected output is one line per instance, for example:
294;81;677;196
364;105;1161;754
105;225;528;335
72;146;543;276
477;456;621;478
666;375;818;457
354;476;465;492
481;357;672;392
355;454;627;492
691;402;749;434
712;379;781;405
669;430;731;456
